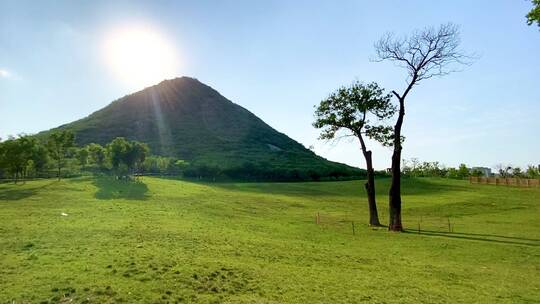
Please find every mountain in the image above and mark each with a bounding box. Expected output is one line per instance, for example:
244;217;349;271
41;77;363;180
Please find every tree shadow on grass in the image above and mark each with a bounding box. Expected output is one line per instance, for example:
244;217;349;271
378;178;470;196
207;177;470;198
93;176;149;200
404;229;539;247
0;181;58;201
421;230;540;242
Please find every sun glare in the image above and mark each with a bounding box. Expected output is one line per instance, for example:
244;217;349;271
103;25;179;90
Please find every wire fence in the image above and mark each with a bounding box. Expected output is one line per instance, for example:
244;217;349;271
469;176;540;187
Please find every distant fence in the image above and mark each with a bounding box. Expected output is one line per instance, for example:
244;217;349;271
470;176;540;187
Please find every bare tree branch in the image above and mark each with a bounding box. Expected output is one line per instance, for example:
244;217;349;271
373;23;476;231
374;23;476;93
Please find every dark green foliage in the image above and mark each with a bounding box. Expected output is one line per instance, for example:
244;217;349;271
31;143;49;174
37;77;362;181
402;159;470;179
511;167;524;178
181;160;365;182
107;138;130;170
184;164;222;180
141;156;188;176
403;159;448;178
76;147;89;167
0;135;48;182
470;168;484;177
142;155;174;174
527;0;540;27
314;81;395;225
313;81;394;144
526;165;540;178
399;159;537;179
457;164;470;178
496;164;540;178
126;141;150;172
87;143;106;168
46;130;75;179
106;138;149;176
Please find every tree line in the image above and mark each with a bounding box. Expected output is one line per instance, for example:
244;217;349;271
0;131;155;182
0;130;365;183
493;164;540;179
401;159;540;179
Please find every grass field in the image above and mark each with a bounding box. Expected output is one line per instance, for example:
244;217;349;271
0;177;539;303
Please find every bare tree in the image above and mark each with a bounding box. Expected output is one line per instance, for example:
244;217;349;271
374;23;474;231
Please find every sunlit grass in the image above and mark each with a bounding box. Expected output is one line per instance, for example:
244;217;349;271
0;177;539;303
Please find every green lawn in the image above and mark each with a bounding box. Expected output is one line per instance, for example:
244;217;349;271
0;177;539;303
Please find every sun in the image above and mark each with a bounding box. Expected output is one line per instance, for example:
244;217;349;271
103;25;179;90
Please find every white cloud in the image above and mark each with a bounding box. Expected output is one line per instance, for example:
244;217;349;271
0;68;22;80
0;69;11;78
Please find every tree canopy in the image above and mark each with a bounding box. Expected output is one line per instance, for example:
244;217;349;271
0;136;45;182
106;137;149;175
313;81;395;144
527;0;540;27
46;130;75;179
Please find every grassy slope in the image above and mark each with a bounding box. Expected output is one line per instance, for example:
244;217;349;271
0;177;539;303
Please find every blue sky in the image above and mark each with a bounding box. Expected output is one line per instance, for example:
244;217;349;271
1;0;539;169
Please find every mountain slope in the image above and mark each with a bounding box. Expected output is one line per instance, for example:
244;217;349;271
41;77;363;179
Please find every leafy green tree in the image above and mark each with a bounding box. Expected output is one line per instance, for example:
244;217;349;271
314;81;394;226
77;147;89;168
144;156;174;175
47;130;75;179
457;164;470;179
447;167;459;179
0;137;28;182
107;137;130;172
374;23;473;231
87;143;106;168
25;160;36;178
527;0;540;27
402;158;449;178
470;168;484;177
0;135;47;182
125;141;149;174
424;161;446;177
30;142;49;175
107;138;149;176
526;165;540;178
511;167;524;178
171;160;189;175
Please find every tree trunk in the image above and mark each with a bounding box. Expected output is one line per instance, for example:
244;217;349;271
363;150;381;226
388;98;405;231
357;134;382;227
388;148;403;231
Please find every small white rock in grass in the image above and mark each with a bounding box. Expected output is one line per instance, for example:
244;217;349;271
61;212;68;216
